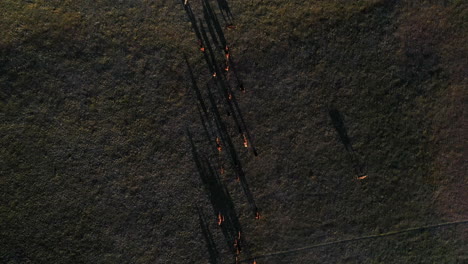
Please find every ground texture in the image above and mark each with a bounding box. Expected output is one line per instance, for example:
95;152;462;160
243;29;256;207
1;0;467;263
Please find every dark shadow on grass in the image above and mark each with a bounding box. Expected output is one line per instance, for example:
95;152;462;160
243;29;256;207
328;108;367;177
181;1;204;50
197;208;219;264
187;129;245;255
226;56;245;93
215;0;234;25
203;0;227;49
206;87;260;217
202;157;243;255
229;90;258;156
329;108;352;152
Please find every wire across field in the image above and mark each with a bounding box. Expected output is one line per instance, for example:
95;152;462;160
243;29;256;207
240;220;468;263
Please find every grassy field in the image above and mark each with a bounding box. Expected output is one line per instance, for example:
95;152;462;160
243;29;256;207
1;0;467;263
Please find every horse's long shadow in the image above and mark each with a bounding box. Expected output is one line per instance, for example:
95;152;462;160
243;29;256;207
329;108;352;152
203;0;227;49
328;108;367;176
197;208;219;264
188;130;245;254
202;0;244;93
206;83;260;217
202;157;244;255
198;3;254;158
229;90;258;156
216;0;234;24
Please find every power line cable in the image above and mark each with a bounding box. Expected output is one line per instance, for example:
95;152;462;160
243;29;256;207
240;219;468;263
